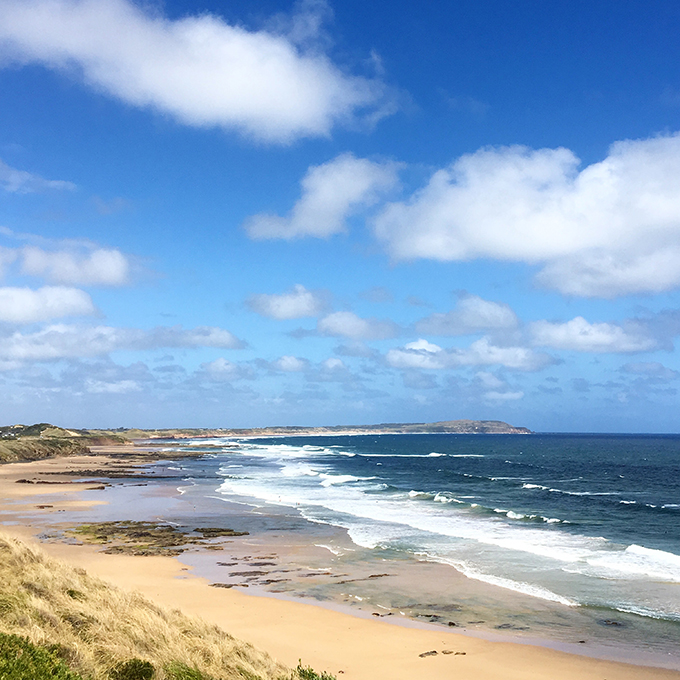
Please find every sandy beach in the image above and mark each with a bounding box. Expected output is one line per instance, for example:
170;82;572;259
1;446;678;680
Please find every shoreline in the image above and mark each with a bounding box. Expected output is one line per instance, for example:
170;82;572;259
1;446;679;680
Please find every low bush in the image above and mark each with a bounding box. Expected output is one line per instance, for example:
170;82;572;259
0;632;84;680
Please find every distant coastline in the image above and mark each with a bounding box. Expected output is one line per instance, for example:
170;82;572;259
105;418;533;440
0;420;531;464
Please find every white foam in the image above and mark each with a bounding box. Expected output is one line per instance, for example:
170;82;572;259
431;555;578;606
408;490;432;498
583;544;680;583
315;544;345;556
319;474;374;487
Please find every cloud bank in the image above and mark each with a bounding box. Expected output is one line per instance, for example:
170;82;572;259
0;0;386;143
386;337;554;371
0;324;243;361
374;133;680;297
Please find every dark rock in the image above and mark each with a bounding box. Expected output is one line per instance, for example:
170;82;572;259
418;651;437;658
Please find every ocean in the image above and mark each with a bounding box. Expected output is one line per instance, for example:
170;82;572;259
144;433;680;667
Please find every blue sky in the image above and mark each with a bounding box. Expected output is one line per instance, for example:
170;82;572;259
1;0;680;431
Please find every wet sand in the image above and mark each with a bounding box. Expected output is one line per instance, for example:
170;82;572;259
1;446;678;680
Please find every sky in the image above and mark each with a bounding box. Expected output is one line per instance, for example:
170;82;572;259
1;0;680;432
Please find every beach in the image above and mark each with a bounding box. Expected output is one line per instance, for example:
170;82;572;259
1;444;679;680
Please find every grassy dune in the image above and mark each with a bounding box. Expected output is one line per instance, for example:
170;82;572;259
0;423;129;463
0;532;298;680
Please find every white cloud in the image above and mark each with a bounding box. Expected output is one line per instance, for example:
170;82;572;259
416;294;518;335
455;337;553;371
404;338;442;353
245;153;400;239
247;284;326;319
386;343;445;370
0;158;76;193
0;286;95;323
318;310;398;340
198;357;251;382
0;324;243;361
0;0;386;143
322;357;344;370
530;317;657;353
21;246;130;286
374;133;680;297
386;336;553;372
275;355;308;372
476;370;506;389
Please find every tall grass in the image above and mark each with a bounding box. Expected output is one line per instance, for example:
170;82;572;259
0;532;292;680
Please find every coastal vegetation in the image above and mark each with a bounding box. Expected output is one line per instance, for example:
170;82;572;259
0;423;126;463
0;532;334;680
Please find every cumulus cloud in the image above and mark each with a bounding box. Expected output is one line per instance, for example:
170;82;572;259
247;284;326;319
322;357;344;371
0;0;387;143
0;286;95;323
0;158;76;193
275;355;309;372
386;337;553;372
21;246;131;286
0;324;244;361
416;294;518;335
530;317;657;353
198;357;251;382
317;310;399;340
373;133;680;297
245;153;400;239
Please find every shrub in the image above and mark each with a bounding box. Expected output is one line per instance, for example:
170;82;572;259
165;661;213;680
295;661;336;680
0;632;83;680
110;658;155;679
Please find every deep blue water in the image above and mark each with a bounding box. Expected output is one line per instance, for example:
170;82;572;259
170;433;680;623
